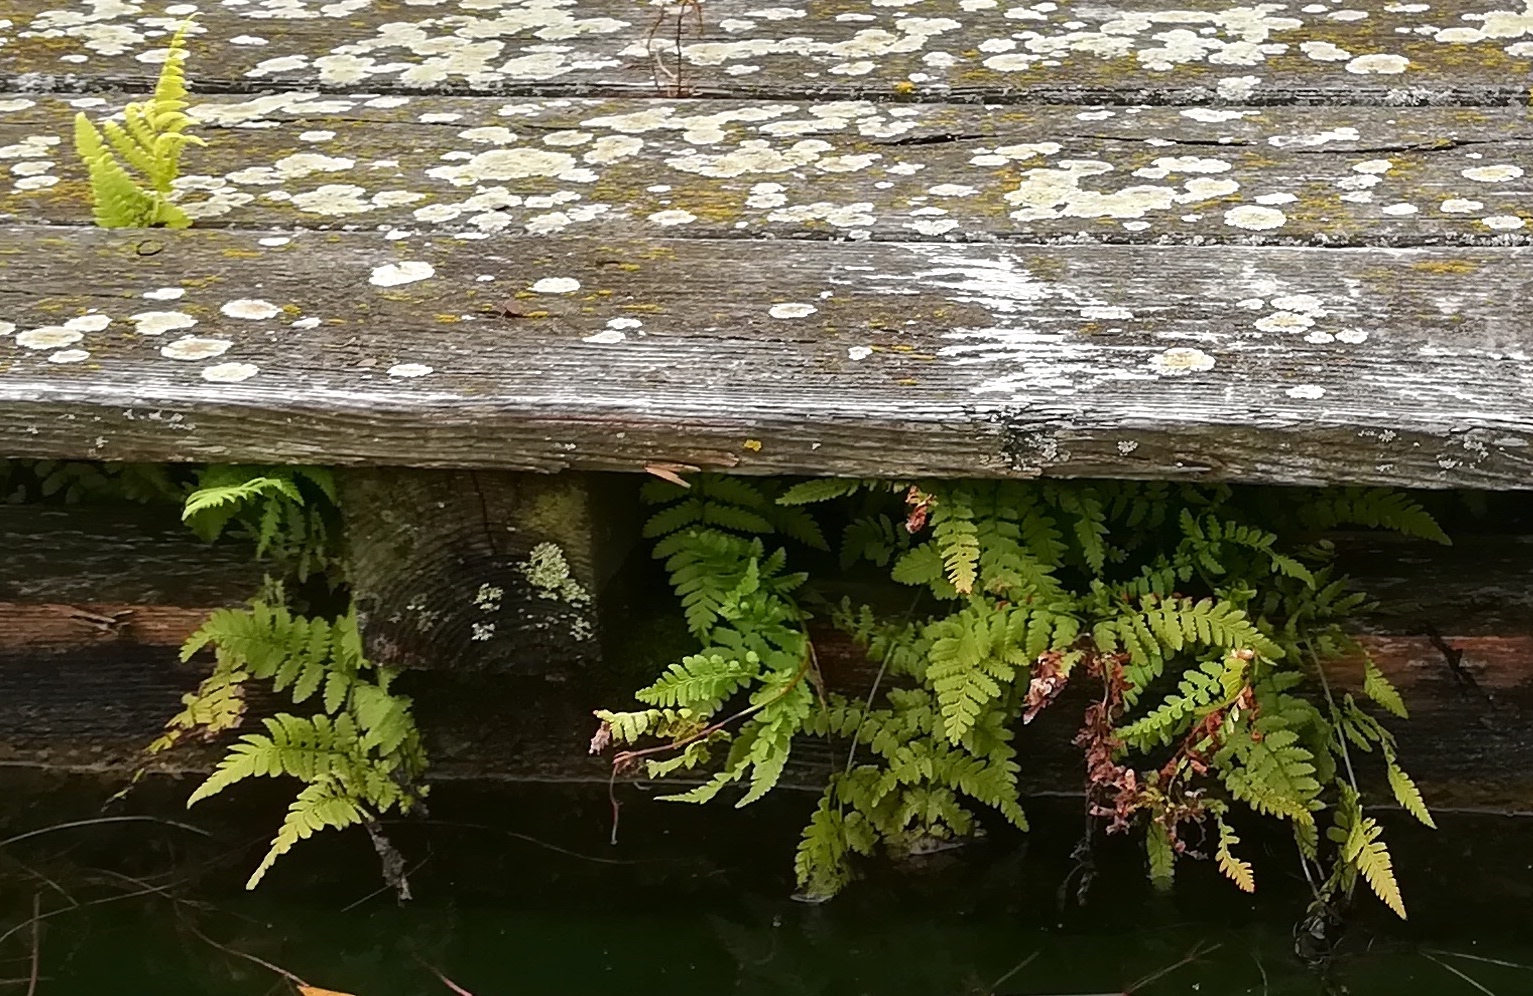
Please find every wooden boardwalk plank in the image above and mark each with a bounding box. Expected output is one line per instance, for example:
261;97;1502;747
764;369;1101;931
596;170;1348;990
4;1;1532;104
2;226;1530;487
4;95;1530;244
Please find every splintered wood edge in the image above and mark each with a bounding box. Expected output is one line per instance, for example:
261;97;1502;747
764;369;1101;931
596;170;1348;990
3;96;1530;245
3;228;1532;487
3;0;1532;102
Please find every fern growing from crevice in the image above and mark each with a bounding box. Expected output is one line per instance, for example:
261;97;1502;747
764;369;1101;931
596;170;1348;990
593;474;1445;919
144;468;425;891
74;19;205;229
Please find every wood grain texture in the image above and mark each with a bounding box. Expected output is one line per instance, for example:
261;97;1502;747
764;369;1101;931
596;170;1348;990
3;0;1531;104
0;505;262;603
4;95;1529;244
2;226;1532;487
341;468;636;673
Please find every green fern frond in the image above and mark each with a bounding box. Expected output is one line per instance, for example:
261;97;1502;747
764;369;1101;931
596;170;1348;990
635;653;759;711
246;779;369;889
1344;816;1407;918
1146;821;1176;890
74;19;204;229
1386;760;1436;829
929;487;980;595
778;478;867;505
1296;488;1450;546
1363;657;1409;718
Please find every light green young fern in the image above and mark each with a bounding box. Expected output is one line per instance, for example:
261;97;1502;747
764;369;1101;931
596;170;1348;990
74;18;205;229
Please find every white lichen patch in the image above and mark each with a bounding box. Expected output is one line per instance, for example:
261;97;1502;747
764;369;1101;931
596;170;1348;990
1441;198;1485;213
648;208;696;226
142;286;185;301
532;276;580;294
201;362;259;383
1255;311;1314;333
370;261;435;287
582;329;626;344
63;314;111;332
1462;164;1524;183
1483;215;1527;231
848;345;873;360
1346;53;1410;74
160;336;233;361
131;311;196;336
221;299;281;320
47;349;90;364
769;302;817;319
1149;347;1215;376
1224;205;1286;230
1286;384;1326;399
387;362;435;377
15;327;83;350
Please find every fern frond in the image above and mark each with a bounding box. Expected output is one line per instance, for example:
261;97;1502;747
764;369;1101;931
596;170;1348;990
1363;657;1408;718
635;653;759;711
1297;488;1450;546
1387;760;1436;829
246;779;369;889
1215;817;1256;893
795;796;877;900
1344;816;1407;918
778;479;866;505
930;488;980;595
1146;821;1175;889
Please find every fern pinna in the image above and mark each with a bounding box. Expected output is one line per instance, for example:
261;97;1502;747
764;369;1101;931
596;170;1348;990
73;18;205;229
592;477;1444;917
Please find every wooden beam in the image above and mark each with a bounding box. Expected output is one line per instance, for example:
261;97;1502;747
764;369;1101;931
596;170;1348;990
340;468;636;673
5;96;1529;246
3;0;1529;104
2;227;1532;488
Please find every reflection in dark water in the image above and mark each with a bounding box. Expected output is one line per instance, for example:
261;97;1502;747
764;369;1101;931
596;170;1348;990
1;772;1530;995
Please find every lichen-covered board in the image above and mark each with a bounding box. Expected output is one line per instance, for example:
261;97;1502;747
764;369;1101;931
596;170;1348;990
1;226;1530;487
3;1;1532;103
4;94;1530;241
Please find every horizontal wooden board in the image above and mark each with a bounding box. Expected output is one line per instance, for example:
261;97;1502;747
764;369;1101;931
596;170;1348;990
3;0;1532;104
0;505;262;603
4;95;1530;244
2;227;1533;487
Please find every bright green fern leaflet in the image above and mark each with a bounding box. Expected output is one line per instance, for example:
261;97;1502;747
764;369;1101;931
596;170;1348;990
74;19;206;229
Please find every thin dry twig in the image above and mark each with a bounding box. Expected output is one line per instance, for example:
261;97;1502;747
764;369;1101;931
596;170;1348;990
0;816;210;851
414;955;476;996
1424;951;1500;995
25;895;39;996
179;916;310;990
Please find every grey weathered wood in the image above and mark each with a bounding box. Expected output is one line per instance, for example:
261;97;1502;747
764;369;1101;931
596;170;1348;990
5;95;1530;245
2;226;1532;488
0;505;262;604
341;468;635;673
3;0;1532;104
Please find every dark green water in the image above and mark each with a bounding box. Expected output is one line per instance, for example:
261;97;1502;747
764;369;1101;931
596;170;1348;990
2;774;1530;996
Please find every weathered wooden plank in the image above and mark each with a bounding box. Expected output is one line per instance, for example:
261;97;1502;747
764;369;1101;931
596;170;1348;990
4;95;1529;244
0;505;262;603
341;468;639;673
3;1;1532;104
3;227;1532;487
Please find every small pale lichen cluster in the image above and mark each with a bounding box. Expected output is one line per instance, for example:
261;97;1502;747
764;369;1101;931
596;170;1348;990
517;541;591;606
